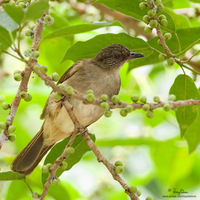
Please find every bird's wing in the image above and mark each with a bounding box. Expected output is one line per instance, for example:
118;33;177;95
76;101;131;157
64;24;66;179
40;60;85;119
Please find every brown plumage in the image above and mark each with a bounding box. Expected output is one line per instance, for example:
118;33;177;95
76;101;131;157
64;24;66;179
11;44;144;175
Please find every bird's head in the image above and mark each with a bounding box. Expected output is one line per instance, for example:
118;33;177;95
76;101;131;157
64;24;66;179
93;44;144;70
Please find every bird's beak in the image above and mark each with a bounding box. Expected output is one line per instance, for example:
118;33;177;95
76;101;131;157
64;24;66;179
129;52;144;60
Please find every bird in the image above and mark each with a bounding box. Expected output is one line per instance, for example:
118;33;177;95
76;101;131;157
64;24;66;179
11;44;144;175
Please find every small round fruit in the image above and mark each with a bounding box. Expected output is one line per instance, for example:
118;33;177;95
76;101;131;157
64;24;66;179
54;92;62;101
144;26;152;35
33;64;40;71
86;89;94;94
20;91;28;99
154;0;162;6
60;161;68;170
44;15;55;26
164;32;172;40
129;185;137;193
149;19;158;28
51;72;59;82
42;165;49;173
137;190;141;196
66;86;74;95
143;15;150;24
120;108;127;117
139;2;147;11
126;105;133;113
8;125;16;133
153;96;160;103
2;102;10;110
24;93;32;102
14;70;21;75
86;93;94;102
101;94;108;101
131;94;139;102
158;14;166;21
18;2;25;8
163;104;171;111
159;53;166;61
40;65;48;73
32;192;39;199
100;102;109;110
0;122;7;129
146;197;153;200
147;9;156;17
143;104;150;111
112;95;120;104
66;147;75;154
146;110;154;118
24;49;32;57
140;96;147;103
114;160;123;166
25;29;33;37
160;19;168;27
14;73;22;82
157;4;164;13
58;84;65;89
168;94;176;101
167;57;175;66
104;110;112;117
52;177;60;185
157;39;161;46
115;166;124;174
8;134;16;142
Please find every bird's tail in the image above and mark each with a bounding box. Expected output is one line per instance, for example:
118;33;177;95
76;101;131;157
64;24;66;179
11;127;54;175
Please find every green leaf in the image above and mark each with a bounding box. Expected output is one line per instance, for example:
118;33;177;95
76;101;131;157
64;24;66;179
43;21;122;40
0;26;12;51
0;11;18;31
24;0;49;21
185;107;200;153
42;133;95;184
62;33;152;63
169;74;200;137
0;171;25;181
3;4;24;24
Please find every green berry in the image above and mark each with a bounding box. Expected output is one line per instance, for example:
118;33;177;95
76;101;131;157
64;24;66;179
18;2;25;8
146;110;154;118
32;192;39;199
140;96;147;103
149;20;158;28
147;9;156;17
24;49;31;57
52;177;60;185
160;19;168;27
44;15;55;26
158;53;166;61
137;190;141;196
131;94;139;102
86;93;94;102
40;65;48;73
9;0;15;5
86;89;94;94
126;105;133;113
114;160;123;166
100;102;109;110
157;4;164;13
143;104;150;111
112;95;120;104
167;57;175;66
143;15;150;24
0;122;7;129
101;94;108;101
51;72;59;82
2;102;10;110
157;39;161;46
163;104;171;111
8;125;16;133
115;166;124;174
25;29;33;37
154;0;162;6
42;165;49;173
168;94;176;101
129;185;137;193
139;2;147;11
66;147;75;154
54;92;62;101
120;108;127;117
14;70;21;75
14;73;22;82
164;32;172;40
158;14;166;21
144;26;152;35
60;161;68;170
46;163;53;169
8;134;16;142
104;110;112;117
153;96;160;103
24;93;32;102
66;86;74;95
33;64;40;71
20;91;28;99
58;84;65;89
146;197;153;200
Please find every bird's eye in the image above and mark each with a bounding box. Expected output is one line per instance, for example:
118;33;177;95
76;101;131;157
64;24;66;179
114;54;120;59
